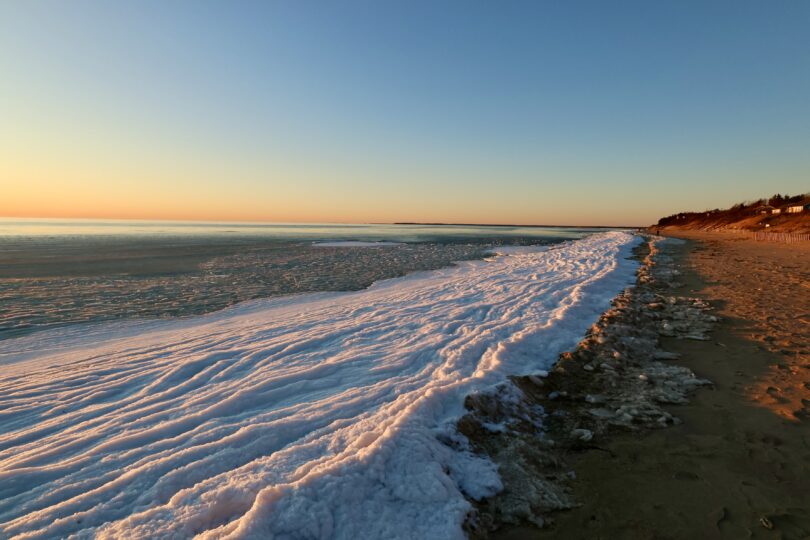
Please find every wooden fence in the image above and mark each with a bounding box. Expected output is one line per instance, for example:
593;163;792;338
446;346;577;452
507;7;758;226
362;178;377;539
751;231;810;243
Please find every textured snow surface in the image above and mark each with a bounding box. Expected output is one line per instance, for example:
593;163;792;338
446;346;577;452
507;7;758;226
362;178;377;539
0;232;638;539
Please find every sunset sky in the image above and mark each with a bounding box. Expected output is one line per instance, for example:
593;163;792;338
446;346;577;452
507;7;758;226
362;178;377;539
1;1;808;226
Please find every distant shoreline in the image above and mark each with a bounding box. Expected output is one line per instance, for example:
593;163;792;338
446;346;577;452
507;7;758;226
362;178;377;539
391;222;636;229
1;216;638;230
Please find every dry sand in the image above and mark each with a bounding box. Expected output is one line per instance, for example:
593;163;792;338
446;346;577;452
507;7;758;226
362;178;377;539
496;231;810;539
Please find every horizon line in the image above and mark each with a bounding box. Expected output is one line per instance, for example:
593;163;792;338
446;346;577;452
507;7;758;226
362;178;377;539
0;215;645;229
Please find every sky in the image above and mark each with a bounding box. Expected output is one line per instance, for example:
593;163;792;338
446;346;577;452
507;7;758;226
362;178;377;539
1;1;808;226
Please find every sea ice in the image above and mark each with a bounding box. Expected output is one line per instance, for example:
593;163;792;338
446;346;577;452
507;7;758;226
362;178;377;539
311;241;404;247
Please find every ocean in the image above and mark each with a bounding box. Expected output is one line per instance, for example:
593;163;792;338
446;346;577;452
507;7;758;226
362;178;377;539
0;218;599;340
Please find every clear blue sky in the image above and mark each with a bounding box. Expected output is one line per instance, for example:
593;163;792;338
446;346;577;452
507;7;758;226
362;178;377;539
1;0;808;225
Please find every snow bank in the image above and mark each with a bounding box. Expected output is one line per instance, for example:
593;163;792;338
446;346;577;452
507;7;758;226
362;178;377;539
0;232;639;539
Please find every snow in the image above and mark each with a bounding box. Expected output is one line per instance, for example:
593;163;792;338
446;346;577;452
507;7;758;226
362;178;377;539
0;232;639;539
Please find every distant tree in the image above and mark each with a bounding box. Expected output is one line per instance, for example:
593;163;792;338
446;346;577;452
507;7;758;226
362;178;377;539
786;193;804;204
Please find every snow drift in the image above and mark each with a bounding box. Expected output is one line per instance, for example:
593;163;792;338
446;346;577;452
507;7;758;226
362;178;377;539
0;232;638;539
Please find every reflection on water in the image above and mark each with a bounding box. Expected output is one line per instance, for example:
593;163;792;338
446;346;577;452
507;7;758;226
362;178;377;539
0;219;606;340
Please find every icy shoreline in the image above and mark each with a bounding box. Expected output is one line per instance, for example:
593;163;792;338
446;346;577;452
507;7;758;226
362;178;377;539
462;236;716;536
0;232;639;539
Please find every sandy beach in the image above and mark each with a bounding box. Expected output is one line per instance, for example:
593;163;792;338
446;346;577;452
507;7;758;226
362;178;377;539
495;231;810;538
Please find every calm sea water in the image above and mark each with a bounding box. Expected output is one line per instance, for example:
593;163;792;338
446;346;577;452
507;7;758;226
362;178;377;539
0;218;598;241
0;219;608;340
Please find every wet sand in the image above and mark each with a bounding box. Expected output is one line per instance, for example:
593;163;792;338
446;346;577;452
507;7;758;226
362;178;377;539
508;231;810;538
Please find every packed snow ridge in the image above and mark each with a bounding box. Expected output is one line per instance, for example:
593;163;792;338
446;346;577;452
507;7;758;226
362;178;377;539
0;232;639;539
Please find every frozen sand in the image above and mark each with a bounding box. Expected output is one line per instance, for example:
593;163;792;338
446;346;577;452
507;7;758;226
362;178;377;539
0;232;638;539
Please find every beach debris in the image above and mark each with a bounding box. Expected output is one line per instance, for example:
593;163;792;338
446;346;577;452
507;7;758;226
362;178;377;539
571;428;593;442
527;375;545;386
588;408;614;419
654;351;681;360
